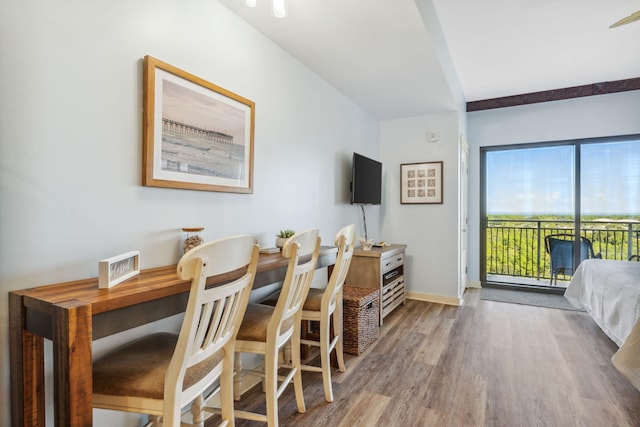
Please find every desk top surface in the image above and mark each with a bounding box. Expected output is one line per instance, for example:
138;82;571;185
353;243;406;258
13;246;337;315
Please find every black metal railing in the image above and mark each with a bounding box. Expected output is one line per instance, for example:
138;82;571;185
486;219;640;282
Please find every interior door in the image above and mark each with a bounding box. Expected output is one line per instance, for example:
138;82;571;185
459;136;469;297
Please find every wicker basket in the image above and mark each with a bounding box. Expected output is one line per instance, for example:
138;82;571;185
343;286;380;355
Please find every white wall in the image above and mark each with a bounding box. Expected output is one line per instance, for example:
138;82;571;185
0;1;380;425
467;91;640;284
380;112;461;302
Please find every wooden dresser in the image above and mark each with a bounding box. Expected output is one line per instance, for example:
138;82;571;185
345;244;406;325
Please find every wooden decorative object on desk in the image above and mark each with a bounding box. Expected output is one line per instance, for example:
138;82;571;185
98;251;140;289
342;286;379;355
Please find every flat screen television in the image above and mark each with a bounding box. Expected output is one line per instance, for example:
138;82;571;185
350;152;382;205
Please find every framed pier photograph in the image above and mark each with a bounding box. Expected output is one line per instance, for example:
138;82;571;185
142;55;255;193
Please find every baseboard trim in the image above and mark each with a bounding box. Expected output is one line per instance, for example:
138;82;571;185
466;280;482;289
406;291;462;306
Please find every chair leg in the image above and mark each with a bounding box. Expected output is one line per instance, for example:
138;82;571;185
282;342;292;365
220;351;235;426
332;310;346;373
163;399;181;426
264;349;279;427
234;352;243;401
191;394;204;426
320;312;334;402
290;327;306;414
300;319;310;359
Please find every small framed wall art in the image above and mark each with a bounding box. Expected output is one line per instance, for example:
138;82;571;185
98;251;140;289
400;161;443;204
143;55;255;193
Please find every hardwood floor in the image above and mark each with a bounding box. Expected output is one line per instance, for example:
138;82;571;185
207;288;640;426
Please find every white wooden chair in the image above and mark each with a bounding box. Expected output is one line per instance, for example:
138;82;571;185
92;235;259;427
299;224;355;402
231;229;320;427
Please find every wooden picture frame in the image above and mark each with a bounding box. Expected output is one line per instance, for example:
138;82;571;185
143;55;255;193
400;161;443;204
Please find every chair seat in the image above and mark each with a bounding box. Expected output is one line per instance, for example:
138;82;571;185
302;288;324;312
237;303;296;343
237;303;275;342
93;332;223;400
262;287;324;312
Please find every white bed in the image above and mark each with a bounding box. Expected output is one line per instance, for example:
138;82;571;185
564;259;640;390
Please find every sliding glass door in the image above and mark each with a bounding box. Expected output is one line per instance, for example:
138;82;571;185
481;135;640;289
580;140;640;262
482;144;575;287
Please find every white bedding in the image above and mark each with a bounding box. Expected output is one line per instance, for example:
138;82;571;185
564;259;640;390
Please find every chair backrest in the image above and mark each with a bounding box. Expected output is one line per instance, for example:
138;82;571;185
169;235;259;415
270;229;321;347
545;234;596;272
322;224;356;313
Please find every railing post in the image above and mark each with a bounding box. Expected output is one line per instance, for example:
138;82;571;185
536;220;542;280
628;223;633;260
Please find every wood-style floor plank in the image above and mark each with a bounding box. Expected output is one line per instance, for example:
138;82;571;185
206;288;640;426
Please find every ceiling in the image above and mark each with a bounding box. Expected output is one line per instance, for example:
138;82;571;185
218;0;640;120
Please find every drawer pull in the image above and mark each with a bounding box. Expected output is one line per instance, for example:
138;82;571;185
384;270;399;280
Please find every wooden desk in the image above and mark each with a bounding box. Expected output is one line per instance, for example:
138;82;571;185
9;246;337;427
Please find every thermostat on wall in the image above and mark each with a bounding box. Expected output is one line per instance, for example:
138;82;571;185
427;130;439;142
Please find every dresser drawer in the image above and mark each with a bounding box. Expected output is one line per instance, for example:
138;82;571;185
382;252;404;273
382;276;404;317
382;265;403;287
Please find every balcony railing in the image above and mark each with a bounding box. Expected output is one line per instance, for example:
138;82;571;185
486;219;640;283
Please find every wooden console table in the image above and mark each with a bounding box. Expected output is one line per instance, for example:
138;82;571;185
344;244;406;325
9;246;337;427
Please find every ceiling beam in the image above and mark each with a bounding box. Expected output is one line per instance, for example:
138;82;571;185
466;77;640;112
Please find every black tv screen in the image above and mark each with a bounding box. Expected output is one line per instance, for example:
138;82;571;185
351;152;382;205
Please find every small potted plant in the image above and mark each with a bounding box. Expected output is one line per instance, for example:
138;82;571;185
275;229;295;248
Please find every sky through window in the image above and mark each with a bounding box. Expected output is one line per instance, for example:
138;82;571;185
486;140;640;216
